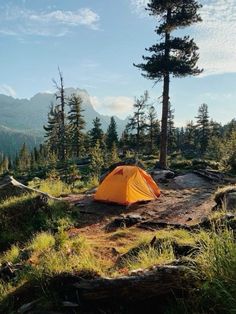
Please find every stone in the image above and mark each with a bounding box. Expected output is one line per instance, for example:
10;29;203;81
225;192;236;211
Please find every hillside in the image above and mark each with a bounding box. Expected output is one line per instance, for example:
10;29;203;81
0;125;42;157
0;89;128;135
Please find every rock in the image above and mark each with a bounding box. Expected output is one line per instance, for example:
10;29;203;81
225;192;236;211
18;299;40;313
105;215;145;232
172;242;199;258
170;173;209;189
62;301;79;308
152;170;175;182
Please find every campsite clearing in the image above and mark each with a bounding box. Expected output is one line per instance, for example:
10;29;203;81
63;172;218;260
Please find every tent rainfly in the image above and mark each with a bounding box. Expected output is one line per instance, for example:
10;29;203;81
94;165;160;205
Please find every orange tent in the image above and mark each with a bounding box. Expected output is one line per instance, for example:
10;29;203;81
94;165;160;205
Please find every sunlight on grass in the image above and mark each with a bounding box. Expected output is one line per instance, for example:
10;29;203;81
0;193;35;210
32;179;71;197
123;244;175;271
1;245;20;264
29;232;55;253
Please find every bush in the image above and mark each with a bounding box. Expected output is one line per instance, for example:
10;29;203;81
170;159;192;169
192;159;220;170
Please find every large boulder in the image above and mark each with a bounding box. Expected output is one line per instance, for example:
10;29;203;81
152;170;175;182
170;173;209;189
215;186;236;211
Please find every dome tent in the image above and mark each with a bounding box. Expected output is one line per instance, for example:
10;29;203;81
94;166;160;205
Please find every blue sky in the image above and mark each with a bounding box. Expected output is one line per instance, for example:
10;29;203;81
0;0;235;126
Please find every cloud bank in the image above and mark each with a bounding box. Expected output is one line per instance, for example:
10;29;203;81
0;5;100;37
90;96;133;118
0;84;16;97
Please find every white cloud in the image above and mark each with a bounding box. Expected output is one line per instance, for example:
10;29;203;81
191;0;236;76
0;84;16;97
29;8;100;29
0;6;100;37
130;0;150;16
90;96;133;118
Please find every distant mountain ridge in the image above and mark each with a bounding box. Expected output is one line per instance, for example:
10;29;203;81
0;88;128;134
0;125;42;157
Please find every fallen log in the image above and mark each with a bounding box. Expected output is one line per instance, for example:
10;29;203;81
49;264;197;303
193;169;232;183
0;175;60;201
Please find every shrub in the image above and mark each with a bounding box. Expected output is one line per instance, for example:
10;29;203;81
170;159;192;169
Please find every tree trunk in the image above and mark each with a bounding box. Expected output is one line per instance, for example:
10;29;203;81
159;9;171;169
159;74;170;168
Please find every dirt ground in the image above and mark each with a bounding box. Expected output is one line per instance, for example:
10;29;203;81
63;174;220;241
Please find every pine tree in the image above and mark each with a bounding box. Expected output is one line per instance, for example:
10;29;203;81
195;104;210;155
0;155;9;174
89;117;105;148
68;94;85;158
90;141;104;178
106;117;119;150
53;68;67;161
44;104;60;157
127;91;149;154
107;142;120;167
167;104;176;153
147;105;160;154
183;120;196;156
134;0;202;168
18;143;31;172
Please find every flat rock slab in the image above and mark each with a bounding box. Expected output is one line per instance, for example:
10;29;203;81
169;173;209;189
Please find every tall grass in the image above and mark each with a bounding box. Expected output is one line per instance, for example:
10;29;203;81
195;226;236;313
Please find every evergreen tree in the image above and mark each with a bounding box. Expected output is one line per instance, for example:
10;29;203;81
18;143;31;171
90;141;104;178
167;104;176;153
89;117;105;148
68;94;85;158
107;142;120;167
53;68;67;161
175;127;185;152
223;119;236;138
0;155;9;174
209;120;223;138
127;91;149;154
106;117;119;150
134;0;202;168
183;120;196;155
147;105;160;154
44;104;60;157
119;128;130;154
195;104;210;155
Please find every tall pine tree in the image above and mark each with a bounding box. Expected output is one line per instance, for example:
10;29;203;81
44;104;60;157
147;105;160;154
53;68;67;161
134;0;202;168
127;91;149;154
68;94;85;158
89;117;105;148
195;103;210;155
106;117;119;150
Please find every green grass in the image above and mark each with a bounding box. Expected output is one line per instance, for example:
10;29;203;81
1;245;20;264
0;194;76;251
122;244;175;271
29;232;55;253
